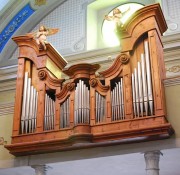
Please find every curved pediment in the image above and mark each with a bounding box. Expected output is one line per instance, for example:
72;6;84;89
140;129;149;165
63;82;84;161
117;3;167;52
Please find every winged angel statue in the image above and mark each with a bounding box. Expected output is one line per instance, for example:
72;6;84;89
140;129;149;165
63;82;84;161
105;6;130;29
27;25;59;50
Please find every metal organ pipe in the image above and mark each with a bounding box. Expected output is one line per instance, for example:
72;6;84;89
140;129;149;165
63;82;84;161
132;41;154;118
60;96;70;128
141;53;148;116
111;90;114;120
134;68;140;117
114;86;118;120
132;73;137;117
74;80;90;125
121;78;125;119
144;41;153;115
111;78;125;121
138;62;143;117
25;78;31;133
74;83;78;125
21;72;28;133
86;86;90;123
21;72;38;134
95;92;105;123
44;94;55;130
33;89;38;132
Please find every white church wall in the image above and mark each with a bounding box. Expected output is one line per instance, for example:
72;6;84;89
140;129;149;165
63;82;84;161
162;0;180;35
31;0;89;56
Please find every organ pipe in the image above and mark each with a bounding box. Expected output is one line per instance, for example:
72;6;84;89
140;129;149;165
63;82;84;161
74;80;90;125
132;41;154;117
111;78;125;121
95;92;105;123
144;41;153;115
60;97;70;128
21;72;38;134
44;94;55;130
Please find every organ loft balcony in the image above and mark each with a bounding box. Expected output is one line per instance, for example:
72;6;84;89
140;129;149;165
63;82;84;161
5;3;174;156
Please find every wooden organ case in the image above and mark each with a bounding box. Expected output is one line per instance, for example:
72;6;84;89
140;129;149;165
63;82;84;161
5;4;174;156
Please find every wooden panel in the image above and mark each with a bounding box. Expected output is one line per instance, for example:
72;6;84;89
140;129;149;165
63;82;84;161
148;30;164;115
12;58;25;136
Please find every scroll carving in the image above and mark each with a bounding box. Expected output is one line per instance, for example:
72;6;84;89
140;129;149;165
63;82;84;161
90;78;109;96
67;82;75;91
38;70;47;80
89;78;98;87
118;53;130;64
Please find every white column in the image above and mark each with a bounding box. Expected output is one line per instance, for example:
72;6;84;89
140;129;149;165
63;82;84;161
144;150;163;175
31;165;52;175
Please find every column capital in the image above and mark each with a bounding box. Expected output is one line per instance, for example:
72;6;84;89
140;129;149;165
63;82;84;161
144;150;162;175
31;164;52;175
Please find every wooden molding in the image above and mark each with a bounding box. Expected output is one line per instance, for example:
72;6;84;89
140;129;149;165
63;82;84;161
5;115;173;156
63;63;100;79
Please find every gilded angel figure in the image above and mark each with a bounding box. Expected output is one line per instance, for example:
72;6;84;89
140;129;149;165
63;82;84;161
27;25;59;50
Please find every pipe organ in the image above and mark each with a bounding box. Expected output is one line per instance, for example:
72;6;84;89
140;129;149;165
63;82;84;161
5;4;174;156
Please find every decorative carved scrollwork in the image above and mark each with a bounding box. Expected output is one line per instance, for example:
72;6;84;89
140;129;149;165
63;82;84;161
73;38;85;51
67;82;75;91
89;78;98;87
38;70;47;80
166;65;180;73
118;53;130;64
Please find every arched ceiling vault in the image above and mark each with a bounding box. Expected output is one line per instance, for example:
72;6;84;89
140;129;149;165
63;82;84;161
0;0;66;68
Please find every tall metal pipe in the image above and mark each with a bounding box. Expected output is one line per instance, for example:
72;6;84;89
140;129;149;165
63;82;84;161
121;78;125;119
144;41;153;115
131;73;136;118
21;72;28;133
141;53;148;116
138;62;143;117
134;68;140;117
